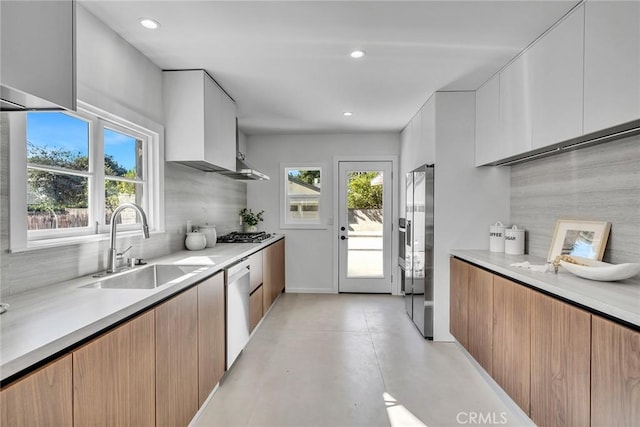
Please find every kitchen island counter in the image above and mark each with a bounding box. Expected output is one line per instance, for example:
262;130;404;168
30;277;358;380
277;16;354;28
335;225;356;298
0;235;284;383
450;250;640;328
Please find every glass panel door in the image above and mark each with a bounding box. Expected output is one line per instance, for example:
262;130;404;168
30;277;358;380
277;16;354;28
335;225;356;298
338;161;393;293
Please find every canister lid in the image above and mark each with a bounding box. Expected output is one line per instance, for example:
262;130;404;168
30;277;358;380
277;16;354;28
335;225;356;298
505;225;525;233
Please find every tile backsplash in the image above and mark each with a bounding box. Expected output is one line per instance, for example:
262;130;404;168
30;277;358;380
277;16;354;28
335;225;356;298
0;116;246;297
510;134;639;264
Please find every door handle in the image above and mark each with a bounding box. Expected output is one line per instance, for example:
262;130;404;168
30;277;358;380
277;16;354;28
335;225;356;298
340;235;348;240
340;226;346;231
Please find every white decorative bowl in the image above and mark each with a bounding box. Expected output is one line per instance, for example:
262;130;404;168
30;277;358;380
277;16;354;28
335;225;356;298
560;257;640;282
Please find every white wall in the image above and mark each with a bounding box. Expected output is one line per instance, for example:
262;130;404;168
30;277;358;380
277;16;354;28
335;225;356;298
76;6;163;125
246;133;399;293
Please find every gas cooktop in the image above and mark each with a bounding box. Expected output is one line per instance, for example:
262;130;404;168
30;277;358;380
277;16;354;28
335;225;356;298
217;231;271;243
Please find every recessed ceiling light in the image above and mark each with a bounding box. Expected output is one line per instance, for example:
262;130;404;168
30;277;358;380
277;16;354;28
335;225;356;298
139;18;160;30
343;112;353;117
350;50;366;59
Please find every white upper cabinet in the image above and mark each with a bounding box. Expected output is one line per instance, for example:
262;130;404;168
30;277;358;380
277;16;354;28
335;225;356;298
402;100;436;171
584;0;640;134
500;51;533;158
421;98;436;165
475;74;502;166
530;5;584;150
163;70;236;172
0;0;75;111
474;1;639;165
411;108;423;169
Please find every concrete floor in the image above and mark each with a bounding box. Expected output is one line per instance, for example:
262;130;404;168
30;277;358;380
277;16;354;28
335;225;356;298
193;294;533;427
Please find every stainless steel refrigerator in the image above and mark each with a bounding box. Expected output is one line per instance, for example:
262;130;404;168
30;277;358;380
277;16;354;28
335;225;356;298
401;164;434;338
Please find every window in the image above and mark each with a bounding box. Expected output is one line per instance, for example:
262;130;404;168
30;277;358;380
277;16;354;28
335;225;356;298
281;165;324;228
27;112;91;231
10;102;164;250
102;124;145;226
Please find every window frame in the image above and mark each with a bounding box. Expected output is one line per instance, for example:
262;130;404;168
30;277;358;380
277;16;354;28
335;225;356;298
280;163;326;230
9;101;165;252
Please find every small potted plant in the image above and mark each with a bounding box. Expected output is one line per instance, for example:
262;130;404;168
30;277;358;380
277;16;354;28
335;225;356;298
239;208;264;232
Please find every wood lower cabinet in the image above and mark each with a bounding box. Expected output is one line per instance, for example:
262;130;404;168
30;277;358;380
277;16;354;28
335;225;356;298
156;287;199;427
273;239;285;296
197;272;225;407
449;258;493;374
250;286;264;333
467;266;493;376
530;292;591;427
263;239;285;312
449;257;470;347
591;316;640;426
451;257;640;425
492;275;532;414
0;355;72;426
249;250;263;293
73;311;155;427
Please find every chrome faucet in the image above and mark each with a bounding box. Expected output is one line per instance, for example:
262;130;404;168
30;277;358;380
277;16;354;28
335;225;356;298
107;203;150;273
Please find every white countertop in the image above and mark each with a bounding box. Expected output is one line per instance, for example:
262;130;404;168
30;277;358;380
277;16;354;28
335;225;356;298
450;250;640;328
0;235;284;383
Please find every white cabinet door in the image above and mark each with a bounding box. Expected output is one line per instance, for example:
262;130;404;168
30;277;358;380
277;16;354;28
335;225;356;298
0;0;75;110
421;97;436;165
203;73;223;165
475;74;501;166
584;0;640;134
500;52;533;158
411;108;423;169
164;70;236;171
400;120;412;172
219;92;237;171
530;5;584;149
164;70;206;162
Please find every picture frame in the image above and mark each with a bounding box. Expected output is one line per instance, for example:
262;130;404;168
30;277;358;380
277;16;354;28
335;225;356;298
547;219;611;262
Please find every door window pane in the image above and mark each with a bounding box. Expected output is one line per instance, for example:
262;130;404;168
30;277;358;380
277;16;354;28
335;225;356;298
346;171;384;278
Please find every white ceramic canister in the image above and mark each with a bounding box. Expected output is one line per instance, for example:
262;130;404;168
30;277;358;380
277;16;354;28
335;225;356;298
504;225;525;255
199;224;217;248
185;231;207;251
489;221;506;252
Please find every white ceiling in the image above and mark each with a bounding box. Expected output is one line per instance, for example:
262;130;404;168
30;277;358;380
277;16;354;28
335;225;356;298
79;1;579;135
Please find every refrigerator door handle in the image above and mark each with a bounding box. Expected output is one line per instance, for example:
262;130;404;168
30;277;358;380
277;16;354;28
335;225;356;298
406;220;412;247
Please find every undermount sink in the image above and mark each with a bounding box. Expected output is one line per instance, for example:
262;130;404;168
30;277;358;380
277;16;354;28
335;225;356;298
82;264;209;290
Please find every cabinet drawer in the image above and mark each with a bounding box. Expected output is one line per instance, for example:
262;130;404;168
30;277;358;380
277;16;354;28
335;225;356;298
250;286;264;333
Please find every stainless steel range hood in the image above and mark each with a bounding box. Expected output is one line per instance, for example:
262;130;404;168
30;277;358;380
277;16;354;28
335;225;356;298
219;119;270;180
219;152;270;180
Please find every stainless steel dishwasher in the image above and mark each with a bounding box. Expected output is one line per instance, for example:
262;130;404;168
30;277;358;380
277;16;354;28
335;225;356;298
225;258;251;369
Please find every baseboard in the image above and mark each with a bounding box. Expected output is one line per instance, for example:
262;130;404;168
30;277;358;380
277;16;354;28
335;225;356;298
454;342;535;427
188;382;220;427
284;287;335;294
